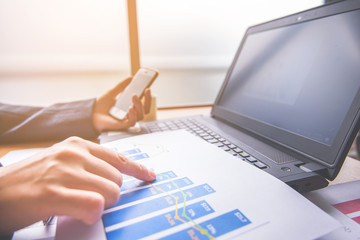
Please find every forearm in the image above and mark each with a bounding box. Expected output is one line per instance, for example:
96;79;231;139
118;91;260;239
0;99;99;144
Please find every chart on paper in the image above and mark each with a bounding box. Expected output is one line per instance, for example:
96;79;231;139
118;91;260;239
102;168;251;240
110;143;168;162
98;131;339;240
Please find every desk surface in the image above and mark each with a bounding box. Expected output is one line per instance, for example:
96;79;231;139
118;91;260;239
1;106;360;186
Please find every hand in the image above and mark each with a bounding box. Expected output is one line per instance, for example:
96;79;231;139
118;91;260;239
92;77;152;132
0;137;156;234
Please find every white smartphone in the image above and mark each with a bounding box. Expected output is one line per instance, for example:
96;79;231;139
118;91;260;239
109;67;159;120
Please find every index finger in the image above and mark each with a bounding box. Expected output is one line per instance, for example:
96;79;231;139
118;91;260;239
117;154;156;182
85;140;156;182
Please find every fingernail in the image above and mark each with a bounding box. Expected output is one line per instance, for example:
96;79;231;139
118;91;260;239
149;170;156;181
146;165;156;180
139;163;156;181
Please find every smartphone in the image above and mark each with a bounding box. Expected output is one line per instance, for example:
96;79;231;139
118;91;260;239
109;67;159;120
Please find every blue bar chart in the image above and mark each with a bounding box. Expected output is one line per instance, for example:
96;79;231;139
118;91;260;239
102;146;252;240
103;181;215;227
113;177;194;207
120;170;177;192
106;200;215;240
160;210;251;240
96;131;339;240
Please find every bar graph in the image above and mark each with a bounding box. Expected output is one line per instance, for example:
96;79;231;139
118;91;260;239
101;145;253;239
160;209;251;240
103;181;215;227
112;177;194;207
106;200;214;240
121;170;177;192
112;143;168;161
102;160;252;239
95;130;341;240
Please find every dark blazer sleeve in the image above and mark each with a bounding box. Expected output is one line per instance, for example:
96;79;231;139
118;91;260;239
0;99;99;144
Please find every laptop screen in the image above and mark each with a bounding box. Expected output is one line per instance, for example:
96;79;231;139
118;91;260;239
213;3;360;167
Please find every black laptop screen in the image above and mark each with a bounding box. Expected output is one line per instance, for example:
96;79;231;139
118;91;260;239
215;6;360;166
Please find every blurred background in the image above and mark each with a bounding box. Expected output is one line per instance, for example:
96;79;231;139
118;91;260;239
0;0;324;108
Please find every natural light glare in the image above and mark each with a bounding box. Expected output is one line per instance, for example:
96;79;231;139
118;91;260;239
0;0;323;72
0;0;130;72
138;0;323;69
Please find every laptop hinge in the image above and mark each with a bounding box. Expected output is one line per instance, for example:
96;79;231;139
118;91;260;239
297;162;327;174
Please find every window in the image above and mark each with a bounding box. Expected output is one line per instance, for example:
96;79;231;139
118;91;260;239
137;0;323;107
0;0;323;107
0;0;130;72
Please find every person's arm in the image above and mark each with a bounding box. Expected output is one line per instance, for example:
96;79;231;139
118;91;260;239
0;99;99;144
0;136;156;234
0;77;152;144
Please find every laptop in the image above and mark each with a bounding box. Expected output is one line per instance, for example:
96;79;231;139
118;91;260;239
101;0;360;193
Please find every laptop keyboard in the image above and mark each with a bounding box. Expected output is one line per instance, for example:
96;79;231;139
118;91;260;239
145;119;268;170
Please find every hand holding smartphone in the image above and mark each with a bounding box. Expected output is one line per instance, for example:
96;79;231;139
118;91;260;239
109;67;158;120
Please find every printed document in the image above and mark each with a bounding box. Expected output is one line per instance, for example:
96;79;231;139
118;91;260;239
56;130;339;240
